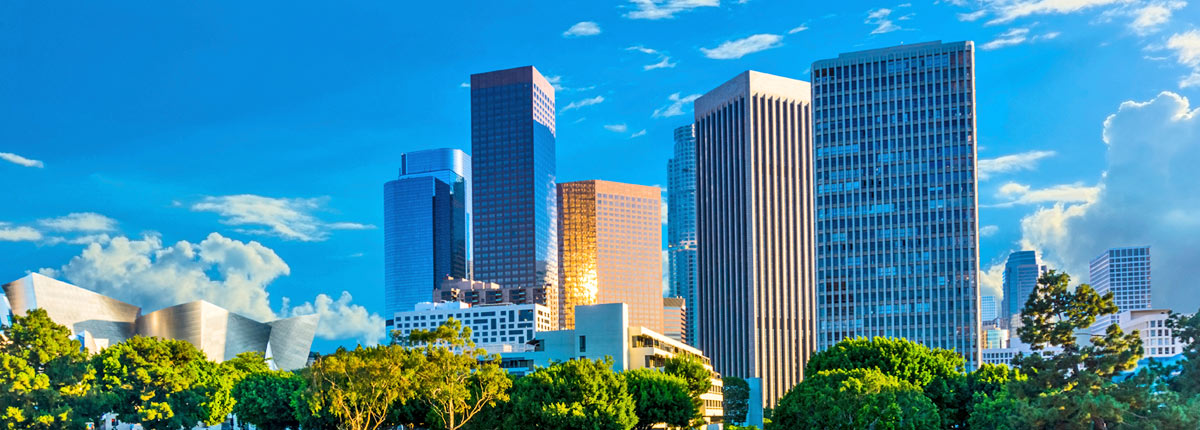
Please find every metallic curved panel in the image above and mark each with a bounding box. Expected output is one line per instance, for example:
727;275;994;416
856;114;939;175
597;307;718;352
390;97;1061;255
266;314;319;370
136;301;270;362
2;273;141;350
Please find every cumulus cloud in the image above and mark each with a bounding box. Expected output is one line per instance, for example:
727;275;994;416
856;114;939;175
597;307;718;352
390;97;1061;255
280;292;386;345
866;8;901;34
40;232;386;344
191;194;372;242
981;28;1060;50
0;223;42;242
625;0;719;20
562;95;605;111
1167;30;1200;88
653;93;702;118
978;150;1057;179
1013;91;1200;312
38;212;118;232
626;46;677;70
605;124;629;133
1;152;44;168
701;34;783;59
563;21;602;37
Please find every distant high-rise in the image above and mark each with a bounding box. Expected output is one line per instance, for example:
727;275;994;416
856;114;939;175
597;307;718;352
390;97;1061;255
695;70;816;407
667;123;699;345
557;180;663;332
470;66;559;327
663;296;687;343
1002;250;1043;326
384;148;471;330
980;295;997;322
812;41;982;367
1090;246;1151;333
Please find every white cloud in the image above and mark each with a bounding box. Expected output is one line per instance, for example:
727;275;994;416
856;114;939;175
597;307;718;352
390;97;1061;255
788;24;809;34
38;212;118;232
459;82;470;88
605;124;629;133
191;194;373;242
987;0;1125;24
981;28;1061;50
627;46;677;70
280;292;385;345
1167;30;1200;88
0;152;44;168
563;21;602;37
653;93;703;118
631;129;647;138
980;225;1000;237
979;258;1006;298
1130;1;1185;34
700;34;783;59
978;150;1057;179
959;9;989;21
1014;91;1200;312
992;182;1101;206
41;232;385;344
0;223;42;242
562;95;605;111
866;8;901;34
625;0;719;20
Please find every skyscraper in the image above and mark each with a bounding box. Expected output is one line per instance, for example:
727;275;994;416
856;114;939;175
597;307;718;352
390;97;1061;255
470;66;559;327
695;70;816;407
663;296;687;343
1002;250;1042;326
1090;246;1151;333
557;180;663;332
384;148;471;330
667;123;699;345
980;295;997;323
812;41;982;367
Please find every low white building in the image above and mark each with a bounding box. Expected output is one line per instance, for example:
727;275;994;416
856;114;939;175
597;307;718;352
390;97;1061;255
391;301;554;353
1119;309;1183;358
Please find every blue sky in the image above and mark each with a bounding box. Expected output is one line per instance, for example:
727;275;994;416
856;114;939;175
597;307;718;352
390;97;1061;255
3;0;1199;350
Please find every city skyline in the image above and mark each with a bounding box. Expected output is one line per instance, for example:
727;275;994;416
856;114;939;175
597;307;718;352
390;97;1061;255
4;1;1200;351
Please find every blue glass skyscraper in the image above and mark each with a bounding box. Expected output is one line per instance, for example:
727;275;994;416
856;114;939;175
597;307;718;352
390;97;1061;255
667;124;698;345
383;148;471;331
812;41;982;367
1002;250;1042;326
470;66;559;326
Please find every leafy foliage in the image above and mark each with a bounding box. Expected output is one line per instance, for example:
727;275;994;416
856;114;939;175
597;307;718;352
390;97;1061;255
405;317;512;430
771;368;940;430
722;375;751;425
304;345;422;430
623;368;693;430
231;370;304;430
507;357;637;430
0;309;92;430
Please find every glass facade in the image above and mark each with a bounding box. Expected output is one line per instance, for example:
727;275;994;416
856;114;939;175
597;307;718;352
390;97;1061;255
812;41;982;368
383;148;471;329
667;123;698;345
1089;246;1151;333
557;180;663;333
1002;250;1042;326
470;66;560;327
980;295;997;322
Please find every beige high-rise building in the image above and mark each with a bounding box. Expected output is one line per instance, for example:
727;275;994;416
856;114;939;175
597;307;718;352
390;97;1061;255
695;71;817;411
557;180;663;333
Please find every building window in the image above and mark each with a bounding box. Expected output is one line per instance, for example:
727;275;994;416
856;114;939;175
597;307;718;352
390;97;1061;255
580;335;587;353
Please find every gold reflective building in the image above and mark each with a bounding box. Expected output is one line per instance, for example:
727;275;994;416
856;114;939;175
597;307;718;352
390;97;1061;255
557;180;663;333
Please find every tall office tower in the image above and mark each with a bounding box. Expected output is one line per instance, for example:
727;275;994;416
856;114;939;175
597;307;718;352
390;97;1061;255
980;295;997;323
557;180;663;332
667;124;699;345
695;71;816;408
1002;250;1042;327
663;296;687;343
470;66;559;327
384;149;471;331
1090;246;1151;333
812;41;982;368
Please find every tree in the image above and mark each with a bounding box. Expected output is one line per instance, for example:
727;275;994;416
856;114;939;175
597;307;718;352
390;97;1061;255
89;336;228;429
771;368;940;430
304;345;422;430
663;354;711;425
507;357;637;430
1168;310;1200;395
0;308;93;430
722;375;751;425
406;318;512;430
623;368;693;430
232;370;305;430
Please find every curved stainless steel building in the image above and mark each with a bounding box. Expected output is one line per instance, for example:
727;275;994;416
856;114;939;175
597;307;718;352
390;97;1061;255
2;273;317;370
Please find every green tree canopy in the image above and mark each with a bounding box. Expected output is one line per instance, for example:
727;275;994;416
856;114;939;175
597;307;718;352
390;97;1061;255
89;335;229;429
304;345;422;430
771;368;940;430
231;370;304;430
406;318;512;430
0;309;93;430
722;375;751;425
623;368;693;430
507;357;637;430
805;336;965;388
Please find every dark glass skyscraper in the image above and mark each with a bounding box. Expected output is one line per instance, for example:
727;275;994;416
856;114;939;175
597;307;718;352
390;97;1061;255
470;65;559;326
1002;250;1042;327
812;41;982;367
383;148;471;330
667;124;698;345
